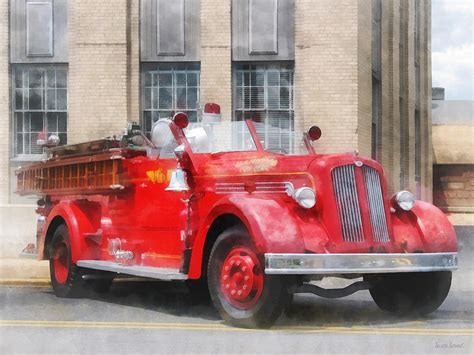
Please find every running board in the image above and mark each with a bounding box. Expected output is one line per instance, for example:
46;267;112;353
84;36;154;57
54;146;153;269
77;260;188;281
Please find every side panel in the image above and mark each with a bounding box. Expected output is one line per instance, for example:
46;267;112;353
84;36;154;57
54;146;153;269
188;195;307;278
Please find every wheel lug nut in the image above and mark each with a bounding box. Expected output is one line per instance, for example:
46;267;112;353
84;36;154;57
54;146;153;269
224;266;230;271
230;260;234;266
237;290;242;296
223;275;229;280
231;290;236;295
243;285;247;290
225;284;230;289
236;261;241;266
244;276;250;281
242;266;247;272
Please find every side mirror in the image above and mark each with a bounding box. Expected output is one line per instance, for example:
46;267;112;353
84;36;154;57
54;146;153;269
308;126;322;141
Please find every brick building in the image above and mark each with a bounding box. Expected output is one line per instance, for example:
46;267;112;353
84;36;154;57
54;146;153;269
432;88;474;227
0;0;432;255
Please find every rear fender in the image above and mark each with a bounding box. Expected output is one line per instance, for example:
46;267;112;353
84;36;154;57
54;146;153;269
188;195;306;278
42;201;101;262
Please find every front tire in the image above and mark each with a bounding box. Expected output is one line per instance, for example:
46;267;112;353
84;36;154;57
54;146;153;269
208;227;292;328
367;271;452;316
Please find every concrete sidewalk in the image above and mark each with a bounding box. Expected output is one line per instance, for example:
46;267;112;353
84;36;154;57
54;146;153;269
0;258;50;285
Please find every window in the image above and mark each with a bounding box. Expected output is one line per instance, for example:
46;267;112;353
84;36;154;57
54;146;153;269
12;65;68;157
233;62;294;153
142;63;200;135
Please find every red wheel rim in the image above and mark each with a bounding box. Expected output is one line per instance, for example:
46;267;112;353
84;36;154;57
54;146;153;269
220;246;264;309
53;242;69;284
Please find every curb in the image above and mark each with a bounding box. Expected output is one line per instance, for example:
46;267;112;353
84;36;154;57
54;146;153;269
0;278;51;286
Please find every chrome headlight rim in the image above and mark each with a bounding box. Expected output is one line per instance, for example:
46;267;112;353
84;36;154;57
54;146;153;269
293;187;316;209
394;190;415;211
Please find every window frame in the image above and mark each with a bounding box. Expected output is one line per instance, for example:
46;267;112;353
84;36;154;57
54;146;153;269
11;63;68;160
140;62;201;136
232;61;295;152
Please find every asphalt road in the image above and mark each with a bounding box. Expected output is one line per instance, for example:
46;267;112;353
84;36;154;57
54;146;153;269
1;236;473;354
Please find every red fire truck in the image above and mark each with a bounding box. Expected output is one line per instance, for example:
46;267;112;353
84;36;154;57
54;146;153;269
17;103;458;328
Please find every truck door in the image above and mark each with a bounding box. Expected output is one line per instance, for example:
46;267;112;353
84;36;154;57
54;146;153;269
133;144;187;270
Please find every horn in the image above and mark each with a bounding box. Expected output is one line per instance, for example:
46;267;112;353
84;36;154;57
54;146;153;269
165;166;190;192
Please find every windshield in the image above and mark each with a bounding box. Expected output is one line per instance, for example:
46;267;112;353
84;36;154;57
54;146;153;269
183;120;309;155
184;121;257;153
251;122;309;155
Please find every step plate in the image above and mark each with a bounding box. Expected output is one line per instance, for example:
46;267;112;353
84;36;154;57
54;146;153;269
77;260;187;281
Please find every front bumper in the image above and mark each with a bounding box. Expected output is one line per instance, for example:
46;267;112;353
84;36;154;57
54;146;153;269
264;252;458;275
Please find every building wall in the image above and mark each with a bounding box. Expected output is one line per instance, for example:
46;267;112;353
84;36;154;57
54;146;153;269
0;0;435;256
295;0;362;154
200;0;232;120
0;0;9;205
433;164;474;225
68;0;139;144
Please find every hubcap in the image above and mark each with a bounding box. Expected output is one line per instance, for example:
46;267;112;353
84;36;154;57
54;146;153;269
53;242;69;284
220;246;264;309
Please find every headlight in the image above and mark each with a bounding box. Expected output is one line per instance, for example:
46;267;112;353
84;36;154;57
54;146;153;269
293;187;316;209
394;190;415;211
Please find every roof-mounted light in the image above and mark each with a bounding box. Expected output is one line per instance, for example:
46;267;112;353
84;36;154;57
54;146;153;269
308;126;322;141
173;112;189;129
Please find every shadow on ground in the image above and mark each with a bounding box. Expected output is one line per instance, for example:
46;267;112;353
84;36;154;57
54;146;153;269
36;231;473;328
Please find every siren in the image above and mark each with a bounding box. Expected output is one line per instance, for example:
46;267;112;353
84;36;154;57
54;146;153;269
202;103;222;124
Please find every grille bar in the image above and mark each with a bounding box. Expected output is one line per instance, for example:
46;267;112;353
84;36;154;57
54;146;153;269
363;166;391;243
332;165;364;242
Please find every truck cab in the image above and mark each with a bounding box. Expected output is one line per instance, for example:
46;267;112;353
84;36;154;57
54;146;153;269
17;103;458;328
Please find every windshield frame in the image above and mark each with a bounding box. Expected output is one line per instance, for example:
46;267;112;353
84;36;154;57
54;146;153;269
171;118;315;156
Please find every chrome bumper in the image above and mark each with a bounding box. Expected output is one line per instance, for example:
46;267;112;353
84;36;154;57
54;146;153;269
264;252;458;275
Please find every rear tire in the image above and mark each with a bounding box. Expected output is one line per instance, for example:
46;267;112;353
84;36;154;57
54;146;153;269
49;224;86;298
207;227;292;328
367;271;452;315
50;224;114;297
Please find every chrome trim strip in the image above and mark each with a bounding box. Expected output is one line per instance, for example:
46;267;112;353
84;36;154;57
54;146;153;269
215;181;290;194
264;252;458;275
77;260;188;280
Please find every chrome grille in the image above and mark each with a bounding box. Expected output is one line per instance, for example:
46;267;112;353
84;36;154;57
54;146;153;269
363;166;390;243
332;165;364;242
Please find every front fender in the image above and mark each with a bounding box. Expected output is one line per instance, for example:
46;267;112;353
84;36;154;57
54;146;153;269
188;195;306;278
411;200;458;252
43;201;100;262
391;201;457;253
